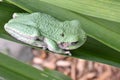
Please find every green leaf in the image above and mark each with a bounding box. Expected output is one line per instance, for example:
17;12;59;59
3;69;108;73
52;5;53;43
1;1;120;68
44;68;71;80
5;0;120;53
39;0;120;23
0;2;24;33
0;3;71;80
72;37;120;67
0;53;71;80
0;2;26;46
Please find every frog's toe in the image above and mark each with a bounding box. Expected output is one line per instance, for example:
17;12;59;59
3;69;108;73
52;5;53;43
64;51;71;56
13;13;29;18
13;13;18;18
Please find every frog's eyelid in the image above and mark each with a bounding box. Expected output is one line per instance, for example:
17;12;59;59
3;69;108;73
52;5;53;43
71;41;79;45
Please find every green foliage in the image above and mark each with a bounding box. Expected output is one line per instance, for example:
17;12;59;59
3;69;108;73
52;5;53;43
0;53;71;80
0;2;71;80
0;0;120;80
40;0;120;23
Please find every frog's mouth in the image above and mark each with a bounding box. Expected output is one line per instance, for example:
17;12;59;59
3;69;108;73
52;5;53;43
58;41;79;50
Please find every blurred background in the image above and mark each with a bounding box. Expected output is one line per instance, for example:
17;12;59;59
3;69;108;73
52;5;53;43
0;38;120;80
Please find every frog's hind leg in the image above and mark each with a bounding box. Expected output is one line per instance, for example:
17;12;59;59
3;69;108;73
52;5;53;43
4;22;40;45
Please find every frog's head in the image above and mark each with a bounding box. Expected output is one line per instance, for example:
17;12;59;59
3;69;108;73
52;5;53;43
57;20;87;50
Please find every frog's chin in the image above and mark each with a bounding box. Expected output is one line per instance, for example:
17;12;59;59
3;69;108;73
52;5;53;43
58;42;80;50
64;46;80;50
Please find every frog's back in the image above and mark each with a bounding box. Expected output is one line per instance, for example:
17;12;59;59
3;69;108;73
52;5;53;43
32;12;59;23
32;12;62;38
9;12;63;41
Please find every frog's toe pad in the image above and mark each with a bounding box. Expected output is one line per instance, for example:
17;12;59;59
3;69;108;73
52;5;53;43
13;13;18;18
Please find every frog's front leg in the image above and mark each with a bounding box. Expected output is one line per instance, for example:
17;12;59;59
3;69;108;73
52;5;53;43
44;38;71;55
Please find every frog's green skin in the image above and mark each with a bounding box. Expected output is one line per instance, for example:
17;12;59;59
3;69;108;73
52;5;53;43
4;12;86;54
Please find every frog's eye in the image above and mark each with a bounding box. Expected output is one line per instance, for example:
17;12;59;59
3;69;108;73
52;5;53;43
60;33;64;37
71;41;79;45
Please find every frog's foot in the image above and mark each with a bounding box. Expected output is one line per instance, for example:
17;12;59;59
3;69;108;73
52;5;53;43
42;46;47;50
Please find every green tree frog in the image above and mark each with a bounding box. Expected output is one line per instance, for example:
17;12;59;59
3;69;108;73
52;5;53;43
4;12;86;55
